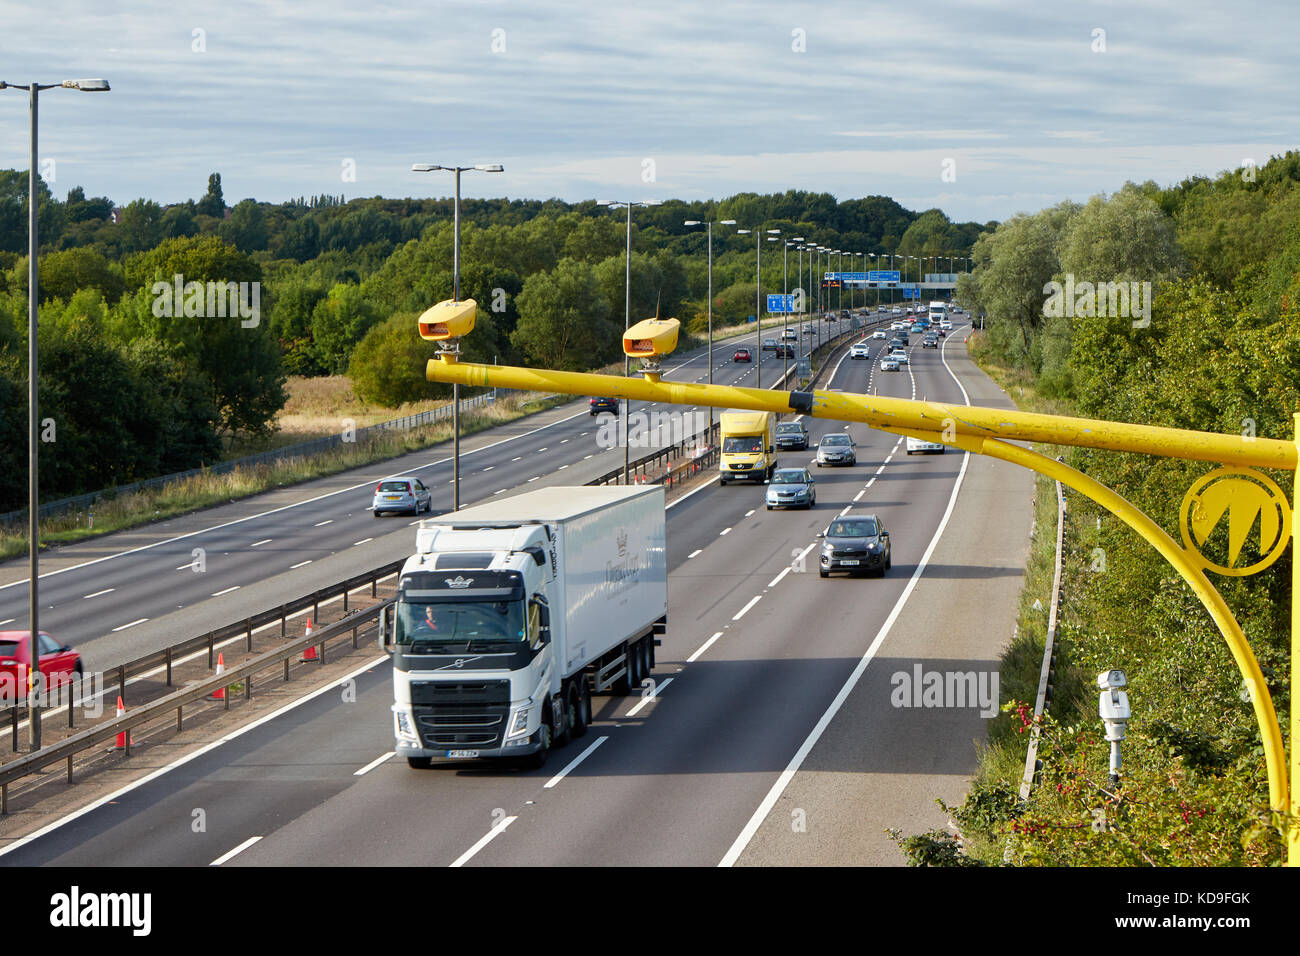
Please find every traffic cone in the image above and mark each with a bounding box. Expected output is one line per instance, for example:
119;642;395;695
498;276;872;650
114;695;134;750
301;618;319;662
209;653;226;700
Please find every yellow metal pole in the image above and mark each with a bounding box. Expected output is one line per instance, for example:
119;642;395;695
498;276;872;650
1293;413;1300;863
427;357;1296;470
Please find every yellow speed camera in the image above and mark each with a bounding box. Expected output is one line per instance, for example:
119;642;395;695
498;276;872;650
623;317;680;359
418;299;477;341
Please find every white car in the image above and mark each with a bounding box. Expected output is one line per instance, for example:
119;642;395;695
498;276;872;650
872;330;886;339
890;348;909;365
879;356;900;371
939;319;952;330
891;307;902;314
906;436;946;455
849;342;872;359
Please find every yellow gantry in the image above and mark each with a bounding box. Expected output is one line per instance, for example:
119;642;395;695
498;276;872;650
426;349;1298;863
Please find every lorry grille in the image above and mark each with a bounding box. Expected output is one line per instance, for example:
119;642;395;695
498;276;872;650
409;680;510;706
410;680;512;749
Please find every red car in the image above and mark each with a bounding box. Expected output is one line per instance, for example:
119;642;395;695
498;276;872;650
0;631;82;703
733;348;752;362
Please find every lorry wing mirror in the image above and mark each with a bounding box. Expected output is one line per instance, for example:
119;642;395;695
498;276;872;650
378;605;394;652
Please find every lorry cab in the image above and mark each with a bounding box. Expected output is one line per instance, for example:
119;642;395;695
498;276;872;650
719;410;777;485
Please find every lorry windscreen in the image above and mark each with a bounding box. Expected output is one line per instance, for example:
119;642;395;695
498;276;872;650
724;436;763;454
396;599;526;652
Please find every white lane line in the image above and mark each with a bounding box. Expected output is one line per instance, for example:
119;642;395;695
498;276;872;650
494;489;507;495
626;677;673;717
732;595;761;621
250;539;272;547
538;447;548;452
720;320;976;869
583;454;594;460
0;654;391;860
558;464;569;470
353;538;373;546
853;491;864;501
211;586;240;597
559;439;569;444
527;476;540;482
744;509;755;517
687;549;703;559
354;751;395;776
511;456;521;462
0;618;12;626
767;566;791;589
82;588;115;599
176;563;197;571
290;560;312;569
687;631;723;663
719;527;731;536
111;618;148;632
314;519;333;527
210;835;262;866
450;816;518;868
482;465;494;471
543;736;608;789
839;506;851;516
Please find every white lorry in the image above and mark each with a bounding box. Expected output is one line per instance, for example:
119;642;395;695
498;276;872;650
382;485;667;769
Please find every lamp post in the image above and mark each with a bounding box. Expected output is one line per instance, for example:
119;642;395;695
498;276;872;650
782;237;803;383
735;226;781;389
1;77;110;751
599;199;661;482
684;217;735;434
412;162;503;511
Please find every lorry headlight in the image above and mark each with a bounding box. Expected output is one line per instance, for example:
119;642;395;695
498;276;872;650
506;702;533;739
394;709;418;742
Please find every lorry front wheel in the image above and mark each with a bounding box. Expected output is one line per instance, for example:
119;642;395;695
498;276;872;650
524;712;552;769
569;682;590;739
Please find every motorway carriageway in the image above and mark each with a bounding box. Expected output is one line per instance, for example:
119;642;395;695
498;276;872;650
0;319;1037;867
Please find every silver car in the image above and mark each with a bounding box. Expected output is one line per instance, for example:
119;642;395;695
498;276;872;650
372;476;432;517
816;433;857;467
765;467;816;510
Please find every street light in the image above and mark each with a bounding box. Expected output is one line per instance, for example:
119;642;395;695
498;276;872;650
412;162;504;512
599;199;662;482
735;226;781;389
1098;669;1131;788
782;237;803;383
1;76;110;751
684;217;735;435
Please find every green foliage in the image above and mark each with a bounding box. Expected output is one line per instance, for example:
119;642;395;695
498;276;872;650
512;258;617;370
348;312;441;407
196;173;225;218
36;247;125;304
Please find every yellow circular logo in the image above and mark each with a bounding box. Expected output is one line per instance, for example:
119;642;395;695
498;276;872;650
1179;468;1291;576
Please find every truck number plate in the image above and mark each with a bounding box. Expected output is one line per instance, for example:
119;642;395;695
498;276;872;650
446;749;480;758
840;560;859;566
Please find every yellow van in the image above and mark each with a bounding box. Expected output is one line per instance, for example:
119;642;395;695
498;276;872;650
719;410;777;485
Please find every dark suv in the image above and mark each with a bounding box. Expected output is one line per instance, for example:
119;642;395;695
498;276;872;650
589;396;619;415
775;420;810;450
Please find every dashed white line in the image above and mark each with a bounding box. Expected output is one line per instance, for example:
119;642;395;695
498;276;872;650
211;586;240;597
767;567;791;588
494;489;507;495
543;736;608;789
853;491;864;502
450;816;517;868
290;560;312;569
82;588;115;600
251;539;272;547
527;476;540;482
732;595;762;621
538;447;548;452
560;439;570;444
353;538;373;546
719;527;731;536
744;509;755;517
354;752;395;776
687;631;723;663
112;618;148;632
210;835;262;866
687;549;703;559
314;519;333;527
0;618;13;626
583;454;594;460
558;464;569;470
511;456;521;462
483;465;494;471
626;677;673;717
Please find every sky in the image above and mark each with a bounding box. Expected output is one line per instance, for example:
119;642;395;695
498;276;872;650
1;0;1296;224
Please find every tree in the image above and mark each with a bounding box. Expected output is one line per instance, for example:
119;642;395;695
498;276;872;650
36;247;125;304
220;199;269;253
511;258;617;370
116;199;165;253
309;283;381;374
196;173;225;218
348;312;442;406
161;202;199;239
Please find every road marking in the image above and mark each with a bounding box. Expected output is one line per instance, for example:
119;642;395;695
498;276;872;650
494;489;507;495
82;588;115;599
687;631;723;663
720;321;976;868
211;586;240;597
251;539;272;547
719;527;731;536
744;509;755;517
176;563;197;571
353;538;373;546
559;439;569;444
111;618;148;632
210;836;262;866
732;595;761;621
543;736;608;789
511;456;521;462
290;560;312;569
538;447;548;452
354;751;395;776
583;454;594;460
558;464;569;470
687;549;702;559
450;816;518;868
482;465;494;471
314;519;333;527
0;619;12;626
767;567;791;588
853;490;865;502
527;476;540;482
626;677;673;717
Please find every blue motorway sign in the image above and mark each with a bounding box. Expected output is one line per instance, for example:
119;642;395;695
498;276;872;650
766;294;796;313
902;287;921;299
823;271;901;283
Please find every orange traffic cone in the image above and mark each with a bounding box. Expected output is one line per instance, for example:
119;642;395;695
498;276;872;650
209;653;226;700
300;618;319;662
114;695;135;750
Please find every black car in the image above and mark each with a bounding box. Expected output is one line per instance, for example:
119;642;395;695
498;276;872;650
776;344;796;358
589;396;618;415
819;514;891;577
761;338;779;352
775;420;809;450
